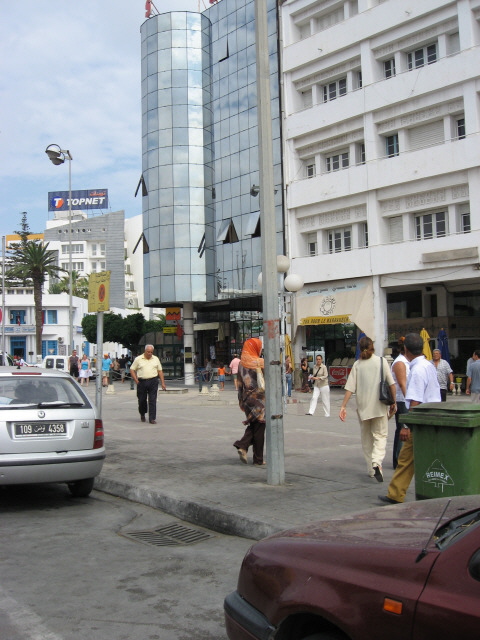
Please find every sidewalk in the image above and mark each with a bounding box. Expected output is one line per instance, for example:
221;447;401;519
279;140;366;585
90;379;469;540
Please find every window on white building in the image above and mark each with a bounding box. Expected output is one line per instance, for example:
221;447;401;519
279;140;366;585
301;89;313;109
43;310;58;324
360;223;368;248
328;227;351;253
91;243;106;257
62;262;84;271
298;21;311;40
322;78;347;102
354;70;362;90
448;32;460;55
383;58;396;78
315;7;343;33
62;243;83;254
455;117;466;140
389;216;403;243
458;204;471;233
10;310;26;325
415;211;447;240
407;120;444;151
385;134;399;157
306;160;316;178
407;43;437;70
325;151;349;172
355;143;365;165
307;233;317;256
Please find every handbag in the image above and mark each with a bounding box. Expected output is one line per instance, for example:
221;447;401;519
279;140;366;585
379;357;394;405
256;367;265;392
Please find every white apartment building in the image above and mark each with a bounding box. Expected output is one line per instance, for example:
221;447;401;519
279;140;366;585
1;213;147;361
281;0;480;367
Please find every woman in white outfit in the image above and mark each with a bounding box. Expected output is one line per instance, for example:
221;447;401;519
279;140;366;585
306;354;330;417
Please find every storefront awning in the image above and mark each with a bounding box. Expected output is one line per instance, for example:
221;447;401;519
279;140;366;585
296;279;375;339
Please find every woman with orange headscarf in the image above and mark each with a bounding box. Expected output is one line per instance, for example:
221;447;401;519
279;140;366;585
233;338;266;466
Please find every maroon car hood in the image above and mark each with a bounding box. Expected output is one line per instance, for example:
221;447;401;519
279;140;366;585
265;495;480;549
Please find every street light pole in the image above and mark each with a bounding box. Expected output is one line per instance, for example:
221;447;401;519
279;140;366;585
45;144;73;355
255;0;284;485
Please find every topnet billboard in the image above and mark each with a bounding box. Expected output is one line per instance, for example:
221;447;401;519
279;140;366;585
48;189;108;212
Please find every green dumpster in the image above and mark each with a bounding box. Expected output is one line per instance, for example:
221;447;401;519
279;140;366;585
400;402;480;500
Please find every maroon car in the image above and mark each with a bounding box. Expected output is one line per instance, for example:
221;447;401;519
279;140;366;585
224;496;480;640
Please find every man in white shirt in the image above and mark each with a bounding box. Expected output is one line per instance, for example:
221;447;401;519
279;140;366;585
379;333;441;504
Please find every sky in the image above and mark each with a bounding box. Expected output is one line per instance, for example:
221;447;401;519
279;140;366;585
0;0;202;240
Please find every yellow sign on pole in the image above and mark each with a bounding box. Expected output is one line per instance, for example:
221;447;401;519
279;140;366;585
88;271;111;312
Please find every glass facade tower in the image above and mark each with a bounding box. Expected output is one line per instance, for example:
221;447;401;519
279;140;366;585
140;0;283;310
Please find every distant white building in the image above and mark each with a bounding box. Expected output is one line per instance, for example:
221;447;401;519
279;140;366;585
281;0;480;365
1;212;150;361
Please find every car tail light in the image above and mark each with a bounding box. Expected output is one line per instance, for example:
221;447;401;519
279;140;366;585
93;419;104;449
383;598;403;615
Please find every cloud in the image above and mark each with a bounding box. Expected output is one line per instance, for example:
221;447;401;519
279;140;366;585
0;0;199;236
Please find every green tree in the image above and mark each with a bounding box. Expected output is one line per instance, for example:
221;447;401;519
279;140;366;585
81;312;156;357
49;270;89;298
7;241;65;357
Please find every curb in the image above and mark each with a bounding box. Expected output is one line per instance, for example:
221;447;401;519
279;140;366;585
95;476;279;541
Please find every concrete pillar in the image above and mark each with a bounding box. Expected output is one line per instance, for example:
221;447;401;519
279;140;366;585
372;274;388;352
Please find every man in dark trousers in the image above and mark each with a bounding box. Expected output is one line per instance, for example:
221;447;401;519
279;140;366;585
129;345;166;424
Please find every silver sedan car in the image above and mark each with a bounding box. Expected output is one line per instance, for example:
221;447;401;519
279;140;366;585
0;367;105;497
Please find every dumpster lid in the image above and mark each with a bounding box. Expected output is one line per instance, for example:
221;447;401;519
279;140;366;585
400;402;480;428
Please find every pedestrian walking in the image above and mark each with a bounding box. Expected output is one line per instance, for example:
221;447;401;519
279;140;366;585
229;353;241;390
379;333;441;504
217;362;226;390
78;354;91;386
68;349;80;380
285;355;293;397
118;354;127;383
431;348;454;401
339;336;396;482
233;338;266;466
129;345;167;424
101;353;112;388
466;350;480;402
306;354;330;416
300;357;311;392
391;338;410;469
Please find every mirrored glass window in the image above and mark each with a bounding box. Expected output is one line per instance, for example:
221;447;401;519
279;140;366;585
160;276;174;303
147;53;158;75
174;227;191;249
159;187;174;206
173;164;189;187
173;128;189;146
158;70;172;89
172;104;188;127
171;13;187;30
160;249;175;275
172;29;186;48
174;186;190;205
175;275;192;300
172;47;187;70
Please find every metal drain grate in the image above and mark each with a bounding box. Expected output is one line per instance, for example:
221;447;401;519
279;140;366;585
121;523;215;547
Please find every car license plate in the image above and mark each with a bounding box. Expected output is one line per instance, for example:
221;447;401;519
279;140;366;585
14;422;67;437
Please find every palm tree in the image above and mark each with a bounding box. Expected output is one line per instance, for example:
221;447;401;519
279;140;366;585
7;241;65;358
49;270;89;298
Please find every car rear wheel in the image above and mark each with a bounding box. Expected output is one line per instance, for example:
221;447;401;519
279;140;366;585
67;478;95;498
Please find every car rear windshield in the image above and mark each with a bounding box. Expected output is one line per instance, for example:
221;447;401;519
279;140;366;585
0;377;91;409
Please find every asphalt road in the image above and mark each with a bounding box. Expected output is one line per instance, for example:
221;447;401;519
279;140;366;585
0;484;252;640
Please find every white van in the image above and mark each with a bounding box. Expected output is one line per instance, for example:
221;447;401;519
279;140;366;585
42;355;97;378
42;355;69;373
